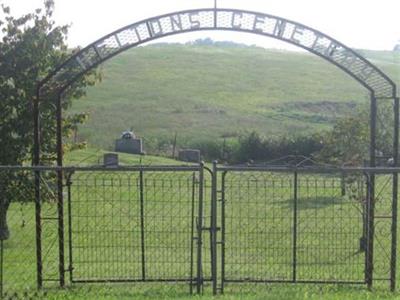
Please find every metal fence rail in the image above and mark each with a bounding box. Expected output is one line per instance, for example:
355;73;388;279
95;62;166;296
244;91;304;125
0;164;397;297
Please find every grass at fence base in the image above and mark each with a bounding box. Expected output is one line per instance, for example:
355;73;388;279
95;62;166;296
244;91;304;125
14;284;400;300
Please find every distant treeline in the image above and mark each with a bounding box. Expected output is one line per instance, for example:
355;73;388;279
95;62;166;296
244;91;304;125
188;131;324;164
152;37;260;48
175;107;392;166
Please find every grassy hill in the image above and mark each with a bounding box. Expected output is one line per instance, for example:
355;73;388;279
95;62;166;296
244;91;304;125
68;43;400;153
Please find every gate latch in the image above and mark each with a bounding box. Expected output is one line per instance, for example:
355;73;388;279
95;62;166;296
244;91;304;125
201;227;220;231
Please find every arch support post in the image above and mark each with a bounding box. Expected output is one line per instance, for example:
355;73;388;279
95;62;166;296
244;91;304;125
33;86;43;289
390;95;399;291
56;92;65;288
366;93;377;289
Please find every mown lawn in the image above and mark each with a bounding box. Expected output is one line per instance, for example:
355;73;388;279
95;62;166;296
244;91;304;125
36;284;400;300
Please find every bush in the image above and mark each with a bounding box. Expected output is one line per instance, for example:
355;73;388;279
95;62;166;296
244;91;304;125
182;131;324;164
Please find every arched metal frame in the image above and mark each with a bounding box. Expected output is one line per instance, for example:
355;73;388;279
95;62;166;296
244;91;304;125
34;7;399;291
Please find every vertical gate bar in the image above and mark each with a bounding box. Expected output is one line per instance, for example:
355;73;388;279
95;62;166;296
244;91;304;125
362;176;368;254
34;170;42;289
220;171;227;293
34;87;42;289
1;240;3;298
391;173;398;291
56;93;65;287
390;95;399;291
189;173;195;294
66;173;73;284
211;161;218;295
366;93;377;289
293;170;298;282
139;170;146;280
196;163;204;294
364;174;370;284
366;173;375;288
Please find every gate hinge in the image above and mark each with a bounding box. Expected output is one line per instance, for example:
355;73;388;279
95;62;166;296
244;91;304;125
359;236;367;252
190;277;204;285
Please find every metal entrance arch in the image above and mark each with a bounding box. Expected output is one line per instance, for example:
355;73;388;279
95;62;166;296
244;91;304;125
33;6;398;293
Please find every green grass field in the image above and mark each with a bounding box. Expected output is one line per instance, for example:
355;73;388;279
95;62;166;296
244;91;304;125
63;147;183;166
2;150;399;299
68;44;400;152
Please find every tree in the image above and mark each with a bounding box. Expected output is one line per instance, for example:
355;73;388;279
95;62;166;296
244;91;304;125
316;103;394;166
316;115;369;165
63;112;89;149
0;0;100;240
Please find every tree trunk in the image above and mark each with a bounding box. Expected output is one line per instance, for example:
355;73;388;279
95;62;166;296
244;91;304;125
0;200;10;240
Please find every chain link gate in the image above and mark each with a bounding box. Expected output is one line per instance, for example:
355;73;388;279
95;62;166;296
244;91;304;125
64;166;206;293
212;165;372;293
58;165;397;295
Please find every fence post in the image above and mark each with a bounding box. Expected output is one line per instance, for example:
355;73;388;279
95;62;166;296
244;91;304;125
34;86;42;290
211;161;218;295
390;95;399;291
391;172;398;291
293;170;298;282
190;172;195;294
139;170;146;281
0;239;3;298
366;173;375;289
34;170;42;289
196;163;204;294
66;171;74;284
366;93;376;289
220;170;226;294
56;168;65;288
56;93;65;288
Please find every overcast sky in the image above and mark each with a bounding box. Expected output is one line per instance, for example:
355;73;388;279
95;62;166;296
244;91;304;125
2;0;400;51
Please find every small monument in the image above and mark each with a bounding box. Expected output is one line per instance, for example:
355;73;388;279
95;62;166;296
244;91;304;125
115;130;144;154
103;153;119;167
178;149;201;163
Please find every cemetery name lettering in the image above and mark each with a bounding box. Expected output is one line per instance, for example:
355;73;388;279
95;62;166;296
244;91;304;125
92;10;373;81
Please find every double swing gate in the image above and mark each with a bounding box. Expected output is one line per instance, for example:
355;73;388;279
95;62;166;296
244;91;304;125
0;164;397;296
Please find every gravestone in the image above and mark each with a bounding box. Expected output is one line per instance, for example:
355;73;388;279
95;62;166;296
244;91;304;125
178;149;201;163
115;130;143;154
104;153;119;167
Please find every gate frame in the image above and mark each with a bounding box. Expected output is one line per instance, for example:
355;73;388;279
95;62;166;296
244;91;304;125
64;165;206;293
212;165;397;294
32;5;398;293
